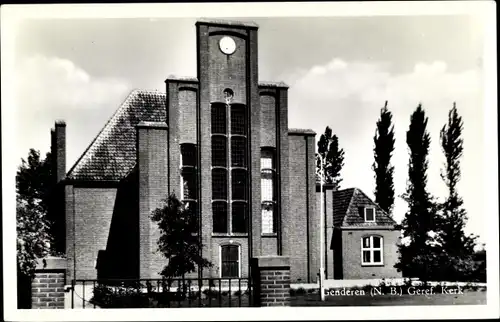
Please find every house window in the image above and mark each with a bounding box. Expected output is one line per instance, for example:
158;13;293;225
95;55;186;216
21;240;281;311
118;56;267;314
361;236;383;265
231;137;246;167
212;136;227;167
231;202;247;233
364;207;375;222
212;104;227;134
221;244;239;278
213;201;228;233
261;148;276;234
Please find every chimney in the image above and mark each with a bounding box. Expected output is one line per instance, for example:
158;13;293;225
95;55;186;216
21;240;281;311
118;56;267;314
54;120;66;182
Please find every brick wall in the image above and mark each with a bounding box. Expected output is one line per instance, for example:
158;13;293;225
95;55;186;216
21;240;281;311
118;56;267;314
31;257;66;309
31;271;65;309
72;187;117;279
137;122;169;278
260;93;276;147
252;256;291;307
287;133;317;283
342;229;401;279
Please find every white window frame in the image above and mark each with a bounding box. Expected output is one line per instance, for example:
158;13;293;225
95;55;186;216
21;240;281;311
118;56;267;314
219;243;241;278
361;235;384;266
364;207;376;222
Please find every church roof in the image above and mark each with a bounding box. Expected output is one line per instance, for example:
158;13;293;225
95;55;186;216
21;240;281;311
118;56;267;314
331;188;397;228
66;90;166;181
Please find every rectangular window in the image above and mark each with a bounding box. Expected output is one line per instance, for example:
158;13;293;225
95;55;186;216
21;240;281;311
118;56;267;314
212;136;227;167
231;137;246;167
231;169;247;200
221;245;239;278
261;204;274;234
261;151;274;169
261;170;274;202
211;104;226;134
184;201;198;233
212;169;227;200
261;148;277;234
231;105;246;135
364;207;375;222
213;202;228;233
231;202;247;233
181;168;197;200
361;236;383;265
180;143;197;167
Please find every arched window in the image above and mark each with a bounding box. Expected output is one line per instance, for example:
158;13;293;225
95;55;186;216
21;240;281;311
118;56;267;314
220;244;239;278
361;236;383;265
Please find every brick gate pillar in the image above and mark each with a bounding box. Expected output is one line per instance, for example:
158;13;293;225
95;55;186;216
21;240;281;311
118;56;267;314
31;257;66;309
251;256;291;307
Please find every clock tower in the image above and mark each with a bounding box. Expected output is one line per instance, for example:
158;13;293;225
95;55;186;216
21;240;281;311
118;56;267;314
196;19;262;277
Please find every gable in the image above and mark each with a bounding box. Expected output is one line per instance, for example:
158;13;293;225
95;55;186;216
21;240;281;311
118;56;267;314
66;90;166;181
343;189;396;227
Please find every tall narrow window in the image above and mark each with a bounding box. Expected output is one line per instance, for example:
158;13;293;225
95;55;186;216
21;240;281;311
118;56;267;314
231;169;247;200
221;245;239;278
231;202;247;233
180;143;198;233
180;144;197;167
181;168;197;200
231;104;246;135
212;168;227;200
261;148;277;234
212;136;227;167
231;137;247;167
212;104;227;134
213;201;228;233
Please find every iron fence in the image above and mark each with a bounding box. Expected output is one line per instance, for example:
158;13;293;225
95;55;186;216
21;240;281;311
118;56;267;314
70;277;252;308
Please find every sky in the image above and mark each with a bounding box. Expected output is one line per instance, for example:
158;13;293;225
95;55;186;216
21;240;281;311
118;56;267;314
6;6;493;245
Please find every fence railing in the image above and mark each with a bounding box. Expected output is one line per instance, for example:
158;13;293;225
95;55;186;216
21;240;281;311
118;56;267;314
70;277;252;308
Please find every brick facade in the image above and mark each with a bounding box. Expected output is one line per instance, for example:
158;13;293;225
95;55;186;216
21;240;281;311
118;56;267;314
31;257;66;309
53;19;400;286
287;132;317;283
252;256;291;306
137;122;169;279
341;229;401;279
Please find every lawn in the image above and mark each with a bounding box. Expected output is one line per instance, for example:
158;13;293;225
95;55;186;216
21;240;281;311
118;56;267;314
291;289;487;306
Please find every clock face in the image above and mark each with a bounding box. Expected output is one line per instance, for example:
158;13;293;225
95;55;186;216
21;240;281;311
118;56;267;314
219;36;236;55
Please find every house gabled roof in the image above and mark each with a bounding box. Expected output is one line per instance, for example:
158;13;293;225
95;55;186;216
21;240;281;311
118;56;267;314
66;90;166;181
332;188;397;228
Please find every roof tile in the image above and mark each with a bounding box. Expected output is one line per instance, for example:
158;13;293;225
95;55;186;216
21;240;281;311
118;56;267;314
66;90;166;181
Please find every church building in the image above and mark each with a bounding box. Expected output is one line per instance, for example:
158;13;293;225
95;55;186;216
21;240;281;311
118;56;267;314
50;19;400;284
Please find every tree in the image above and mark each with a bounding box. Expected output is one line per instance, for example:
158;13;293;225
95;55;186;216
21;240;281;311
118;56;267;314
438;103;478;280
373;101;396;215
150;194;212;279
16;149;54;277
395;104;440;281
16;149;53;214
316;126;345;188
16;149;54;308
